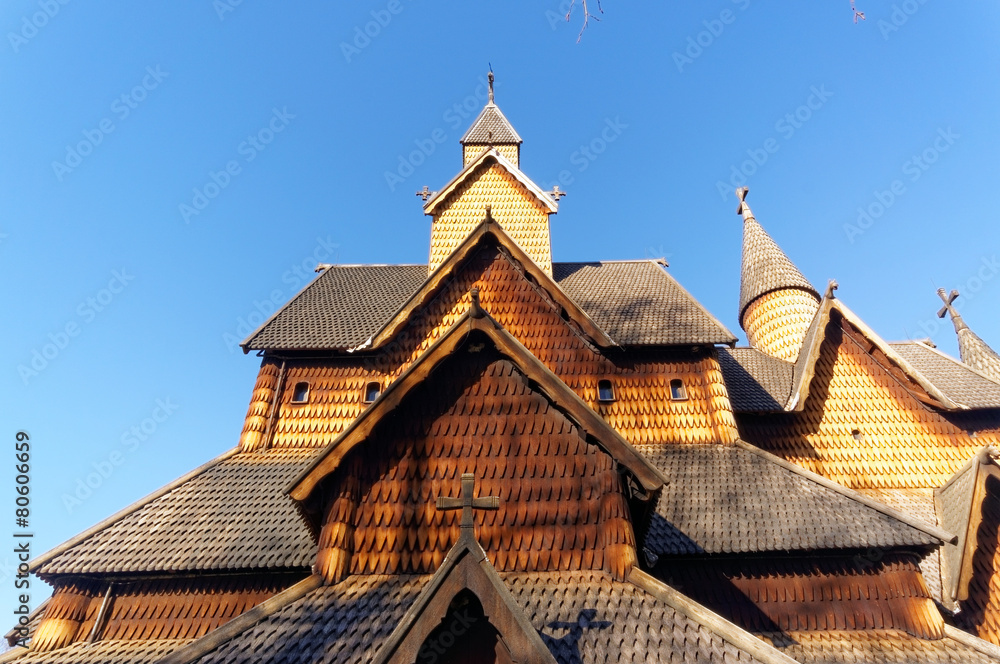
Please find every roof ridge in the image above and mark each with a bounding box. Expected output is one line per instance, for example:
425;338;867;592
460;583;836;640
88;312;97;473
423;148;554;214
902;339;1000;390
30;447;240;573
732;439;955;543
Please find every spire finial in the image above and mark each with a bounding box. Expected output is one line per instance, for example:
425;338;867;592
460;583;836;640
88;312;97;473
937;288;969;333
488;69;495;104
736;187;754;221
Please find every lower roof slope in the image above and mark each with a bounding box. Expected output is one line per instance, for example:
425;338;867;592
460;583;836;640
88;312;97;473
33;449;317;576
638;442;946;558
2;639;191;664
177;571;777;664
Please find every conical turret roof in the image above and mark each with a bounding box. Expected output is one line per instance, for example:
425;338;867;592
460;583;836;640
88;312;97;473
738;188;819;324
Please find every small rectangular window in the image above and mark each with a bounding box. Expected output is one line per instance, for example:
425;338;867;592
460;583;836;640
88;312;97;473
597;380;615;402
291;381;309;403
364;381;381;404
669;379;687;401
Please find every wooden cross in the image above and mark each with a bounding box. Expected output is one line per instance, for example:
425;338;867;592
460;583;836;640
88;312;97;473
436;473;500;530
416;186;435;202
937;288;960;319
547;186;567;202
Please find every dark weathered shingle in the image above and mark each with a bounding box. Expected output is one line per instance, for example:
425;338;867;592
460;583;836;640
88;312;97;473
890;341;1000;409
739;214;818;322
553;261;737;346
639;443;941;557
718;347;793;412
36;450;317;576
192;572;772;664
243;261;737;351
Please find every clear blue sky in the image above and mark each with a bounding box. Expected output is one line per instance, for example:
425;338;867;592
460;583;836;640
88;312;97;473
1;1;998;618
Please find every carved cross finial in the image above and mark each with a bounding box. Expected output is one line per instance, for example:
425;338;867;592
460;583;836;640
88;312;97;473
436;473;500;530
825;279;838;299
547;186;567;202
937;288;968;332
484;205;494;223
488;70;495;104
416;186;435;202
735;187;753;220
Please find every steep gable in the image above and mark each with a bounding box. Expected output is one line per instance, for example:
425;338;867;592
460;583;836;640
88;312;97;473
291;308;668;582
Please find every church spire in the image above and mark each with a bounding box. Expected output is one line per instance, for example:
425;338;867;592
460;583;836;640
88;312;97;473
737;188;820;361
460;71;522;167
937;288;1000;383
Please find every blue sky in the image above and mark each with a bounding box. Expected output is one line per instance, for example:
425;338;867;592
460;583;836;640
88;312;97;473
1;1;998;617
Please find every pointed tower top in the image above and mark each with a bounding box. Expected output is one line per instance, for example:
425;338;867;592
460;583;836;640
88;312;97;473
460;71;522;167
737;187;820;324
937;288;1000;382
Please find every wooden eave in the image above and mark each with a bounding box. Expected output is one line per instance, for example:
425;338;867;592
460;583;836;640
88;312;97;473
371;532;557;664
289;307;667;503
360;217;616;351
785;297;959;412
423;147;557;215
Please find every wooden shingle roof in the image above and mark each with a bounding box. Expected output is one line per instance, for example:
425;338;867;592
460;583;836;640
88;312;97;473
32;450;317;577
241;259;736;351
164;570;795;664
891;341;1000;409
639;441;949;558
738;206;818;325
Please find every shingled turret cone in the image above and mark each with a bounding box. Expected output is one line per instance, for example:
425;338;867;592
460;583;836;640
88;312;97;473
938;288;1000;383
737;188;820;362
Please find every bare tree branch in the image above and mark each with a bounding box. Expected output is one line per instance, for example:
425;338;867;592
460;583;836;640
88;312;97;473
851;0;866;23
564;0;604;42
